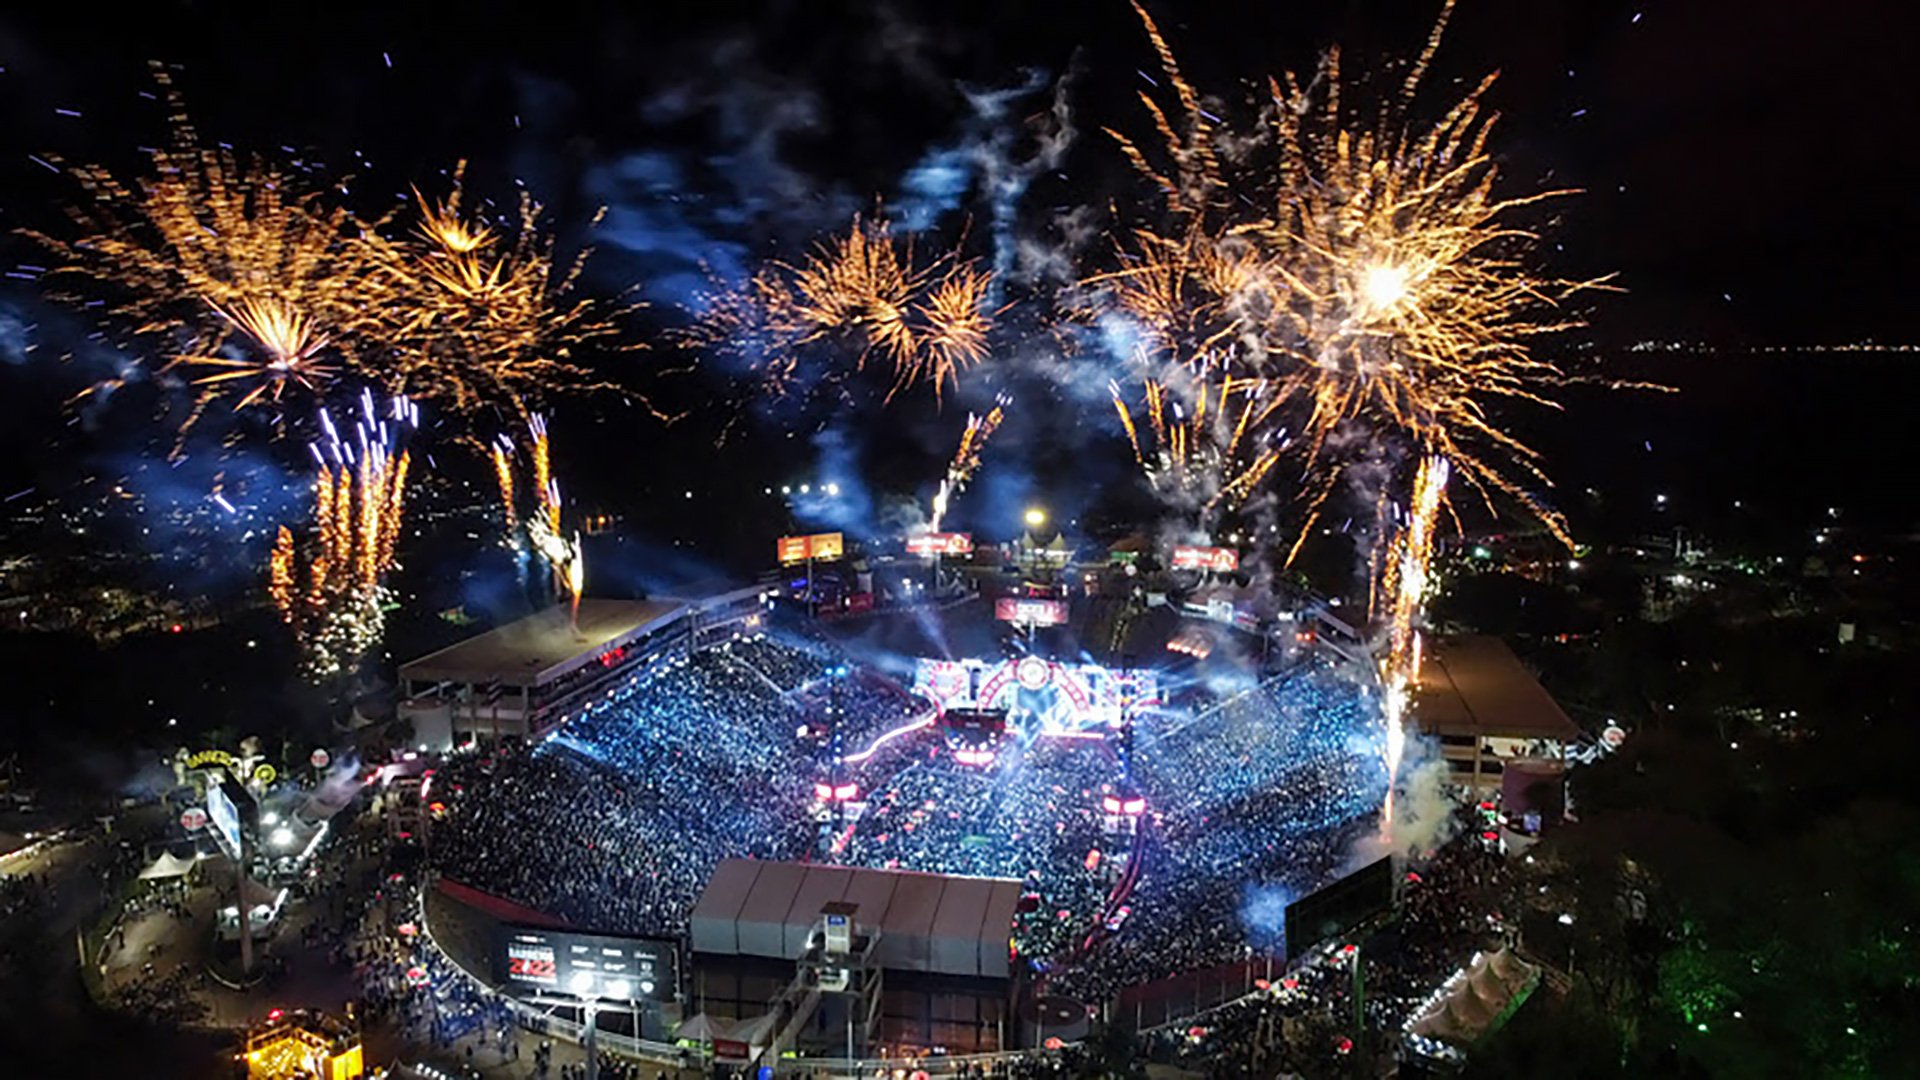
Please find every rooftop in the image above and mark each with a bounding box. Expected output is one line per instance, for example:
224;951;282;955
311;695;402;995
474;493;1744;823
399;598;683;688
1414;635;1580;743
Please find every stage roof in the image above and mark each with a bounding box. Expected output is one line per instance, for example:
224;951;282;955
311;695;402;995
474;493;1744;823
1415;636;1580;743
399;598;684;688
689;858;1022;979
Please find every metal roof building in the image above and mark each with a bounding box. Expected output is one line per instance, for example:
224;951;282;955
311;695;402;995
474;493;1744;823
1414;635;1579;789
690;859;1022;979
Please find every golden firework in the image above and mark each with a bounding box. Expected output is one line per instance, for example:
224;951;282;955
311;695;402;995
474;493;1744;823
371;162;653;422
27;63;387;418
1100;1;1606;549
494;415;584;620
930;396;1009;532
685;215;995;407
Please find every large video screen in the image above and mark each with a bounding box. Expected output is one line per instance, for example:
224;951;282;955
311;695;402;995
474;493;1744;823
500;928;678;1003
914;657;1160;737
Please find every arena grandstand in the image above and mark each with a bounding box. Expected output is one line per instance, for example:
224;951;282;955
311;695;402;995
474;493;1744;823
397;586;771;745
415;586;1413;1059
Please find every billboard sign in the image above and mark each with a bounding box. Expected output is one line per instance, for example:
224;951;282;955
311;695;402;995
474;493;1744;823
777;532;845;565
1171;545;1239;573
995;597;1068;626
1284;856;1395;957
906;532;974;557
502;928;678;1004
206;780;243;858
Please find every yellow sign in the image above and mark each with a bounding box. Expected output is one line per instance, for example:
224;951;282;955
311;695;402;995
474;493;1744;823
252;763;278;786
776;532;845;564
186;749;237;771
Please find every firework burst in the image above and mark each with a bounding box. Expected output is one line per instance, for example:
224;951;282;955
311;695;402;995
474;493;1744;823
269;391;418;680
370;161;654;423
1099;0;1606;551
27;63;387;420
684;215;995;414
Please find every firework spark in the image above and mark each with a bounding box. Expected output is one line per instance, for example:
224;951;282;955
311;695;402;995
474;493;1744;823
493;414;584;625
269;391;417;680
1100;0;1605;550
684;215;995;413
27;63;386;420
930;395;1009;532
371;161;655;422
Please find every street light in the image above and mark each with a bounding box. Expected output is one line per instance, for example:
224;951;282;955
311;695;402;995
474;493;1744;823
1024;507;1047;529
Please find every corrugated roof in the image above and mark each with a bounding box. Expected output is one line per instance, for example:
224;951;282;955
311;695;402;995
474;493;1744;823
399;599;684;687
691;858;1021;978
1414;636;1579;743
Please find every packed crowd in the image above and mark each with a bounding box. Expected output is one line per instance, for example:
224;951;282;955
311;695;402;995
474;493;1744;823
429;648;818;935
1135;819;1519;1076
840;739;1119;962
431;631;1394;1008
1056;660;1385;999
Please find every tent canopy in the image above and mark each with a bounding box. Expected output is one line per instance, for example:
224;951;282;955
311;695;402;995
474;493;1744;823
139;851;197;880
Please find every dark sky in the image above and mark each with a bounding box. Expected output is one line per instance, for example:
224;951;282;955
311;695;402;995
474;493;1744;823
0;0;1916;571
4;0;1916;342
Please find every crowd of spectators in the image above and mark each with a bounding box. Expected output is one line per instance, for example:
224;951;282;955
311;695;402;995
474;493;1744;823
430;633;1404;1017
1057;660;1385;1000
1134;820;1518;1076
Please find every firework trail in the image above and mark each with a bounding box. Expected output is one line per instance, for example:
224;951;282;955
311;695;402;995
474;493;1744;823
683;215;995;420
929;395;1009;532
493;414;584;627
1377;454;1448;825
490;433;519;540
269;390;417;681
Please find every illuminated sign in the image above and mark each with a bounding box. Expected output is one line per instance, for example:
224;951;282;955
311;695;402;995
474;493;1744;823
777;532;845;564
914;658;1160;735
206;781;243;857
505;940;558;986
186;749;237;771
906;532;973;557
1171;545;1239;572
994;597;1068;626
502;929;678;1002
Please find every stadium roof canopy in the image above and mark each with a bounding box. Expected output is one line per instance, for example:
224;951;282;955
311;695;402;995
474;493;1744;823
690;858;1023;979
399;598;684;689
1415;636;1580;743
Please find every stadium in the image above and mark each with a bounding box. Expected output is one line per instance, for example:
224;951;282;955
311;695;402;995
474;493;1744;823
401;536;1422;1066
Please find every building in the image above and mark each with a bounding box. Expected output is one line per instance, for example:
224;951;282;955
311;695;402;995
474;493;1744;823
688;859;1024;1058
1413;636;1580;790
398;588;772;747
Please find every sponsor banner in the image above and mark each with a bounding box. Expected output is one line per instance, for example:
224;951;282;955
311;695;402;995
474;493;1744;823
1171;545;1239;572
777;532;845;564
906;532;974;557
995;597;1068;626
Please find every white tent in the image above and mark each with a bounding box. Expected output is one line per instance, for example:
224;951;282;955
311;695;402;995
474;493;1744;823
1408;947;1541;1046
138;851;197;880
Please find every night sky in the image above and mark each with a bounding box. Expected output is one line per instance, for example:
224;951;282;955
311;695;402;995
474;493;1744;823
1;0;1916;580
